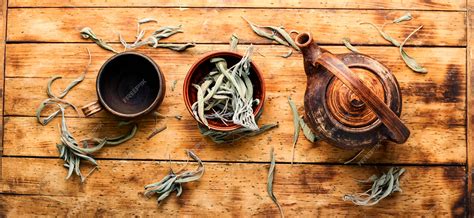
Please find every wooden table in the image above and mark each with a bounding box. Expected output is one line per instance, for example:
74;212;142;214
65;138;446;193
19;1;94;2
0;0;473;216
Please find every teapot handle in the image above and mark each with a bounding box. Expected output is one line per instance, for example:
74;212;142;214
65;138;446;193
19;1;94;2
315;52;410;144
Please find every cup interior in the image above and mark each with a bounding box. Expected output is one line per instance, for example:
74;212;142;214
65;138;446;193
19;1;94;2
97;53;163;117
184;51;265;131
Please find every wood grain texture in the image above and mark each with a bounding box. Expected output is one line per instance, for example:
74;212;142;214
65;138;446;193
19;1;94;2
0;0;7;182
467;1;474;214
2;44;466;164
7;0;467;11
0;157;467;217
6;8;466;46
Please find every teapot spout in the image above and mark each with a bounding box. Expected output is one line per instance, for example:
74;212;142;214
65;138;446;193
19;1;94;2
295;32;324;76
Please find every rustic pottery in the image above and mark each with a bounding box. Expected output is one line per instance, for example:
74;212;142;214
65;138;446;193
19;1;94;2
82;52;166;119
295;32;410;149
183;51;266;131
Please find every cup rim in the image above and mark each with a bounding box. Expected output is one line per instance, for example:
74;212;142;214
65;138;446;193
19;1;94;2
96;51;166;118
183;51;266;131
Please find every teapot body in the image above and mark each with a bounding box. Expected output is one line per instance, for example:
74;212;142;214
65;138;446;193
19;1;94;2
295;32;409;149
304;53;403;149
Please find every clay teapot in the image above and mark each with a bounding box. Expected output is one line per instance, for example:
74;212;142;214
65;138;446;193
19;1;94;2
294;32;410;149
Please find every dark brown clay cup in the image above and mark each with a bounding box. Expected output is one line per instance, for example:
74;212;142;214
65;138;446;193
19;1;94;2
82;52;165;119
183;51;266;131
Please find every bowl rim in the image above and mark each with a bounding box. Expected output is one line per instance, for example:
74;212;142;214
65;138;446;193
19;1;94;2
96;51;166;118
183;51;266;132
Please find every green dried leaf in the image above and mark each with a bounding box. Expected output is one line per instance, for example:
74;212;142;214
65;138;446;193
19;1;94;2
47;48;91;99
242;17;289;46
267;147;284;218
393;13;412;23
343;167;406;206
299;116;317;143
36;98;79;125
153;43;195;51
138;18;158;24
288;96;299;165
342;38;360;53
103;123;138;145
360;22;400;47
147;125;167;140
230;33;239;51
144;150;204;205
281;49;293;58
170;80;178;91
80;27;118;53
264;25;300;51
399;25;427;73
344;149;365;164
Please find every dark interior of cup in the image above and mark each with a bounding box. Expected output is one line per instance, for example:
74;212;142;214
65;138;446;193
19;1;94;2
97;53;162;116
185;52;265;129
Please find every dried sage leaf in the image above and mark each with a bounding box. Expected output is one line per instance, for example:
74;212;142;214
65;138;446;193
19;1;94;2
360;22;400;47
399;25;427;73
147;125;167;140
170;80;178;91
264;25;300;51
267;147;284;218
153;43;195;51
342;38;360;53
230;33;239;51
242;17;289;46
144;150;204;205
80;27;118;53
288;96;299;165
299;116;317;143
281;49;293;58
343;167;406;206
47;48;91;99
344;149;365;164
138;18;158;24
36;98;80;125
393;13;412;23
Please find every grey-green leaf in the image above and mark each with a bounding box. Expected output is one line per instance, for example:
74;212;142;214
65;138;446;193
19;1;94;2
399;25;427;73
342;38;360;53
393;13;413;23
360;22;400;47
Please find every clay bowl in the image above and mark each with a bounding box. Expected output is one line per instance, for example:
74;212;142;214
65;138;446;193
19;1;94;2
183;51;266;131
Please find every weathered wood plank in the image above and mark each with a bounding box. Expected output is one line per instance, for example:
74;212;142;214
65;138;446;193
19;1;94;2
2;115;466;164
2;44;466;164
7;0;467;11
0;157;467;216
467;0;474;214
6;8;466;46
0;0;7;181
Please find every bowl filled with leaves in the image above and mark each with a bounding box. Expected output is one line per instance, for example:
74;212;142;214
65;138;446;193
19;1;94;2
183;47;266;132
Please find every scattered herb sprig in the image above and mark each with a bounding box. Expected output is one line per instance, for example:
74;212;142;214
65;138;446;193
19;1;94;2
400;25;427;73
242;17;300;58
36;49;138;182
342;38;360;53
357;12;427;73
288;96;300;165
80;27;118;53
144;150;204;205
119;19;195;52
57;109;138;182
343;167;406;206
267;147;284;217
